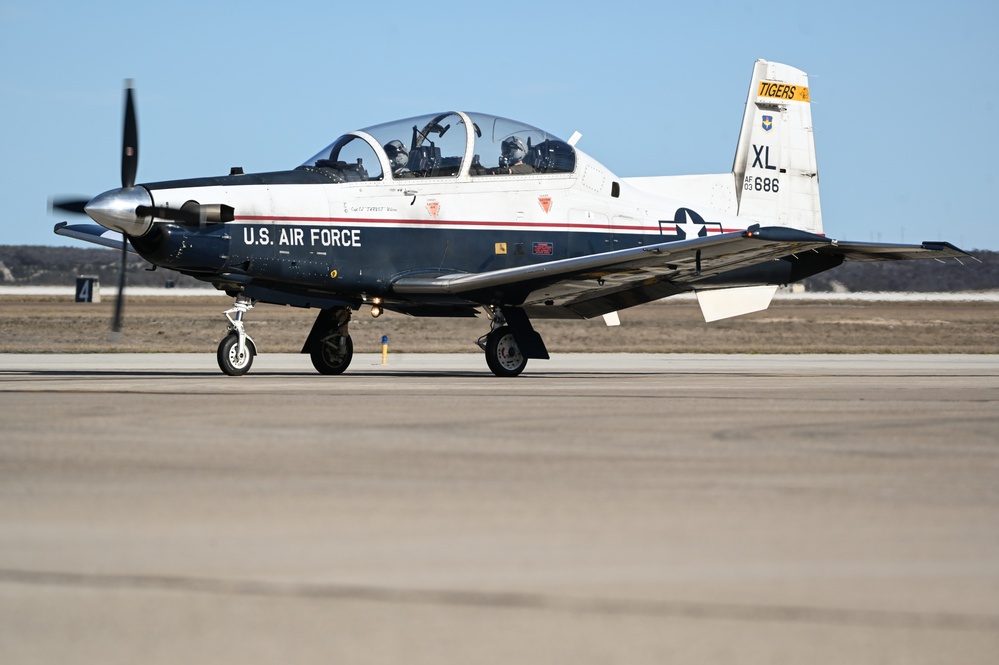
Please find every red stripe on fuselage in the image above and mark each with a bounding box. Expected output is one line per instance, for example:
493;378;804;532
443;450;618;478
234;215;743;234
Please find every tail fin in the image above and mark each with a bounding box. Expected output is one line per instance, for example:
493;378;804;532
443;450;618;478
732;60;822;234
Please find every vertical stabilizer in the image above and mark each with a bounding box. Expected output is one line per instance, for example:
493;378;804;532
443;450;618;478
732;60;822;234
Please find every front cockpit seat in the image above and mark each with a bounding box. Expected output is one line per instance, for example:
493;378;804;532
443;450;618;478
528;140;576;174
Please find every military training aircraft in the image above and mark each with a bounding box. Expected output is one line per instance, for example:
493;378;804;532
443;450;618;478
51;60;968;376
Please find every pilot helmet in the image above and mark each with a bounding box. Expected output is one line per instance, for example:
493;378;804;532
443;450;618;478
384;140;409;169
501;136;526;163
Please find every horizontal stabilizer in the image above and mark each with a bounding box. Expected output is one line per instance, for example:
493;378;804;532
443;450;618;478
828;240;971;262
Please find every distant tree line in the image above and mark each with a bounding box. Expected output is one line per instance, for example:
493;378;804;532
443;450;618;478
1;245;996;292
0;245;211;288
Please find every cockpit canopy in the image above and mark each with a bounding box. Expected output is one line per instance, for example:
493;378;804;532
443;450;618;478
299;112;576;182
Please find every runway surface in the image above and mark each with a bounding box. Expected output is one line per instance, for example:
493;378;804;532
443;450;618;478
2;353;998;664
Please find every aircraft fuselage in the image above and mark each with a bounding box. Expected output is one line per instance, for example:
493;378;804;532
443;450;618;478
132;161;747;312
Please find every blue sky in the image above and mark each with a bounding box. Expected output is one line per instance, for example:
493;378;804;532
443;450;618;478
2;0;997;249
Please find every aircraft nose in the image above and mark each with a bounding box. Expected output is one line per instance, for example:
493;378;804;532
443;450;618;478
84;186;154;237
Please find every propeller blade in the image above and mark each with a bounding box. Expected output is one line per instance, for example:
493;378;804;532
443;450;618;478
50;197;91;215
111;241;126;337
121;82;138;189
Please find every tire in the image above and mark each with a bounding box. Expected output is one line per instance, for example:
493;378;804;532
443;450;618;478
485;326;527;377
217;333;255;376
310;333;353;375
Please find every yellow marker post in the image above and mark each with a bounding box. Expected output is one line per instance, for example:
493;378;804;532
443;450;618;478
381;335;389;365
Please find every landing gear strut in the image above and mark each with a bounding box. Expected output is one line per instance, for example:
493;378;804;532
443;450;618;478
217;294;257;376
478;309;528;377
305;307;354;375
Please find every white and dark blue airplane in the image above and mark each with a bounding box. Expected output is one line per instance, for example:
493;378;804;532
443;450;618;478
52;60;967;376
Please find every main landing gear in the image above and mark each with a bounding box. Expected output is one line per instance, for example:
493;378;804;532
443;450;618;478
480;326;527;377
217;294;257;376
478;307;550;377
303;307;354;375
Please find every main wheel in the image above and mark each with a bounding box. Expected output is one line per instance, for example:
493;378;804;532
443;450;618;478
217;333;255;376
310;333;353;375
485;326;527;377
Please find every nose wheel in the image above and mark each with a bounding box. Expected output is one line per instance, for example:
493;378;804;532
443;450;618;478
217;295;257;376
218;332;256;375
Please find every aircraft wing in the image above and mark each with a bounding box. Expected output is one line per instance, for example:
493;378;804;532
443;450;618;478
391;226;969;319
54;222;135;253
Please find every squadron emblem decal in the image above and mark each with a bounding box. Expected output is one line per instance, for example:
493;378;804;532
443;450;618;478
762;115;773;132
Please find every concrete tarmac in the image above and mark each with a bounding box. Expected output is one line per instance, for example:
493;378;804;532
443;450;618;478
1;353;998;664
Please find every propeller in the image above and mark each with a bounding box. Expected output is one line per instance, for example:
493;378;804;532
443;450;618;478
111;82;138;337
51;82;234;335
52;81;233;231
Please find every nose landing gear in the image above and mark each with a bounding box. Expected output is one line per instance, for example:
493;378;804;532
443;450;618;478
217;294;257;376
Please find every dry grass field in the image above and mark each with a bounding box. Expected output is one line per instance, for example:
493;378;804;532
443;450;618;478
1;294;996;354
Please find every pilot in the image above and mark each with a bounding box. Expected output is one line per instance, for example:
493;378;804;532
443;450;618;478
384;140;412;178
497;136;535;175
